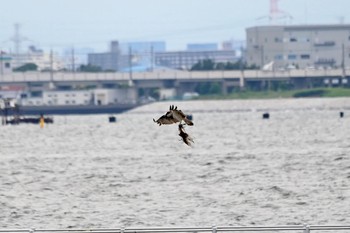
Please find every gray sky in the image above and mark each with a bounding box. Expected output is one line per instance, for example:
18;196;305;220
0;0;349;53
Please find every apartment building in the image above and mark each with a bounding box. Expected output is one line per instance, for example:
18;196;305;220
246;24;350;70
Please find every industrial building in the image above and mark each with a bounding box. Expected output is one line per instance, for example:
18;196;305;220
88;41;166;72
246;24;350;70
155;50;237;70
88;41;237;71
0;54;12;74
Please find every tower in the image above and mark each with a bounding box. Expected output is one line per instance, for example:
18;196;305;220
10;23;27;67
269;0;292;24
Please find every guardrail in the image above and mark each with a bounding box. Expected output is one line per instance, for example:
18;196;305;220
0;225;349;233
0;69;348;83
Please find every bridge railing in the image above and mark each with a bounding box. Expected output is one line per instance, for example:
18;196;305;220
0;225;349;233
0;69;349;83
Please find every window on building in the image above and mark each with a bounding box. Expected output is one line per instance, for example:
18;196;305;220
288;54;297;60
5;63;10;68
290;38;297;42
274;54;283;60
301;54;310;59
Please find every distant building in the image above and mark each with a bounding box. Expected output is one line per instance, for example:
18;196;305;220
119;41;166;54
63;47;94;70
10;46;64;71
246;24;350;69
88;40;238;71
0;53;12;74
119;41;166;71
88;41;166;72
94;88;137;105
155;50;237;70
187;43;218;51
88;41;121;71
19;88;138;107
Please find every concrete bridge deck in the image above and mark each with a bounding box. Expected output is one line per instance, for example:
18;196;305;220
0;69;348;84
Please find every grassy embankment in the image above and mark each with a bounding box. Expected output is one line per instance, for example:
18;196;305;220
195;88;350;100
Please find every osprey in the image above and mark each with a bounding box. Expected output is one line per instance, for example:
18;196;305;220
153;105;195;146
153;105;194;126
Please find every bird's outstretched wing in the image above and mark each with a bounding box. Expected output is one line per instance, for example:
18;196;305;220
153;115;179;126
153;105;193;126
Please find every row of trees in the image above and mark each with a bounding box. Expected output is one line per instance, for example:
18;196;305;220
191;59;258;71
14;59;257;72
13;63;104;72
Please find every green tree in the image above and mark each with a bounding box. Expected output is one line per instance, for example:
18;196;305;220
78;64;102;72
13;63;38;72
191;59;216;70
191;59;259;71
195;82;222;95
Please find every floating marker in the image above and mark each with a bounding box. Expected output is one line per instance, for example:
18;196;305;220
186;114;193;121
340;112;344;118
109;116;117;123
262;113;270;119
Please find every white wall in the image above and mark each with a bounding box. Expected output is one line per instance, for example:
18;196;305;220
42;90;92;105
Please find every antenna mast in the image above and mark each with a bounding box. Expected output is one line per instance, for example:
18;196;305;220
269;0;292;24
10;23;27;67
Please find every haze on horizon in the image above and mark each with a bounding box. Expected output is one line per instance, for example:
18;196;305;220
0;0;349;53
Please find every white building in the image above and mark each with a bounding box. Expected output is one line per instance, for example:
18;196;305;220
246;24;350;70
19;88;138;106
42;90;93;105
93;88;137;105
12;46;65;71
0;55;12;74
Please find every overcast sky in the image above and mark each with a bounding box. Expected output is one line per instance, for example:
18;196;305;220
1;0;349;53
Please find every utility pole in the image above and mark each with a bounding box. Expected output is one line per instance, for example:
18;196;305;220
341;43;345;86
129;46;133;80
71;47;75;72
0;50;3;75
260;45;264;68
50;49;53;81
150;45;154;72
48;49;55;90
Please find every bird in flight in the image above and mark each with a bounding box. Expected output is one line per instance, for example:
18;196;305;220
153;105;193;126
153;105;194;146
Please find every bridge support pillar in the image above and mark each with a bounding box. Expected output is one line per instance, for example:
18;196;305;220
221;80;228;95
292;78;308;89
239;71;245;90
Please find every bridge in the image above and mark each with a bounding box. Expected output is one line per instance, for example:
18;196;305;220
0;69;349;95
